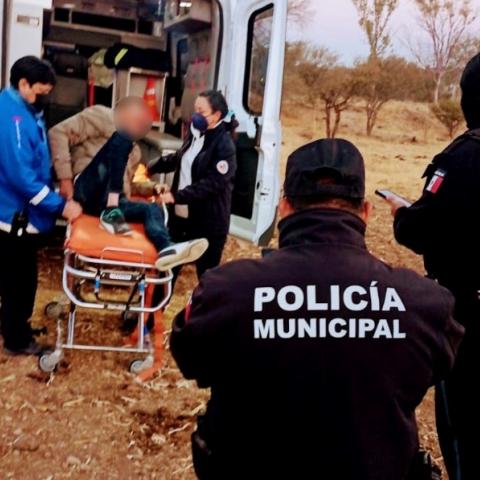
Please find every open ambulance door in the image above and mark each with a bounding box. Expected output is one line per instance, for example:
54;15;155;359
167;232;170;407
216;0;287;246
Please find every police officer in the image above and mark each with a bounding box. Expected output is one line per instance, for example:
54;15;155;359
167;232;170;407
170;138;464;480
148;90;237;279
0;56;82;355
390;54;480;480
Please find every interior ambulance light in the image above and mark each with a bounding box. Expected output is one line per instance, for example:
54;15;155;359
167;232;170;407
61;3;76;7
179;1;192;7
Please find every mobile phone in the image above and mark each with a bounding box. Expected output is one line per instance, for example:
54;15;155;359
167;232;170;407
375;189;412;207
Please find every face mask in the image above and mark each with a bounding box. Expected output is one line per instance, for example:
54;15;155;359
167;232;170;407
191;112;209;134
33;93;51;113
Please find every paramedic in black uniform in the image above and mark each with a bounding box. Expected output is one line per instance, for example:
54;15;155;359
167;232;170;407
390;53;480;480
148;90;237;279
170;138;464;480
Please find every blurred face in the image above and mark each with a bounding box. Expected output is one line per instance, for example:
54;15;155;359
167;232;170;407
17;78;53;104
114;102;153;140
194;96;222;130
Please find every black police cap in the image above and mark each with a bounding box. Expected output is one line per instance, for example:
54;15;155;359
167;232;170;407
284;138;365;200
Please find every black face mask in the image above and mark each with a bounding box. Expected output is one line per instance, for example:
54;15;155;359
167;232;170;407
33;93;51;113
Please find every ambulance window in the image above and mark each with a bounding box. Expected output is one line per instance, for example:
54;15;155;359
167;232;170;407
244;4;274;115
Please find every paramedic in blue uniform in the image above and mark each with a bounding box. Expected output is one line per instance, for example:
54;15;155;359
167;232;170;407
0;56;82;356
389;53;480;480
147;90;237;278
170;138;464;480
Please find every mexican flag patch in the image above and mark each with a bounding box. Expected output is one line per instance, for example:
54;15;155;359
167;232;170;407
426;169;446;194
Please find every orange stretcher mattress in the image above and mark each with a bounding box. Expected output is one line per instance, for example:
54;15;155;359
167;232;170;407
65;215;158;264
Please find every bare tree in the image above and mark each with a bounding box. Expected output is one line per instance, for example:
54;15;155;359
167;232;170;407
293;43;358;138
352;0;399;135
319;68;359;138
352;0;399;59
295;44;337;136
288;0;314;27
355;56;410;136
411;0;476;103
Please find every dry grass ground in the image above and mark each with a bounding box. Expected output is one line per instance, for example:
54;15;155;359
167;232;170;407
0;101;458;479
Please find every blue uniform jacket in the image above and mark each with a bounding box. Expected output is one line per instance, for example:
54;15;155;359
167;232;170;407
0;88;65;234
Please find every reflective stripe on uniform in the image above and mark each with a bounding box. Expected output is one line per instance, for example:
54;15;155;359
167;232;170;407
26;223;39;234
0;221;39;234
14;116;22;149
0;220;12;233
114;48;129;66
29;185;50;205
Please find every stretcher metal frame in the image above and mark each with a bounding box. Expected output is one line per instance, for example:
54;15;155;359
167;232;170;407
39;213;172;380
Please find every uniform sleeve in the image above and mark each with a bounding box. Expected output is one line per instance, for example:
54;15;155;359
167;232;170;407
432;287;464;383
175;145;236;204
170;269;234;388
394;162;458;255
1;116;65;214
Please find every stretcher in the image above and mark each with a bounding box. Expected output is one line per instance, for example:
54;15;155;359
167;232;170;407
39;213;172;382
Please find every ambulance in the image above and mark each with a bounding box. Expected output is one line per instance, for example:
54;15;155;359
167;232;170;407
0;0;287;245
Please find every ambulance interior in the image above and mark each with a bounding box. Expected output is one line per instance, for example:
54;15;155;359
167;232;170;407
38;0;277;242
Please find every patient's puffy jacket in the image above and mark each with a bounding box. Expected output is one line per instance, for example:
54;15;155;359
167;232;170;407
0;88;65;234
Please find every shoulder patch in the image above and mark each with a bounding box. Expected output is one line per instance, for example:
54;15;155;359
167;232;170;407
426;169;446;194
216;160;229;175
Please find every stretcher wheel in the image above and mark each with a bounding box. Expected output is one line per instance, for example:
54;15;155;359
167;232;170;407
129;359;145;374
129;357;153;374
38;352;59;373
44;302;63;320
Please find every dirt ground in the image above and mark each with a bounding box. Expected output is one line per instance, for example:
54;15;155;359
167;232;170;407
0;102;456;479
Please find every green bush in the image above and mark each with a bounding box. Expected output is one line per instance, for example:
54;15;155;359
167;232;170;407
430;100;464;139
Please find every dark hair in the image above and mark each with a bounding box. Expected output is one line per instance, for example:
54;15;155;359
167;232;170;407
199;89;228;117
199;89;239;138
10;56;56;89
287;195;364;215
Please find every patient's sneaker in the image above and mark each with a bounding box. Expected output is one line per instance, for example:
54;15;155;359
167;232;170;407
155;239;209;271
100;207;132;236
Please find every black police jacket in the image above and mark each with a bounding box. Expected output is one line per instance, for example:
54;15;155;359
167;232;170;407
148;123;236;236
170;208;463;480
394;130;480;297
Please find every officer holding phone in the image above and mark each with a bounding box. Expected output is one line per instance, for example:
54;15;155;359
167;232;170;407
0;56;82;356
171;138;463;480
387;53;480;480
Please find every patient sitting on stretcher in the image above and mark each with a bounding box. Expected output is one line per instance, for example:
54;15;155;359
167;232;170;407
73;96;208;271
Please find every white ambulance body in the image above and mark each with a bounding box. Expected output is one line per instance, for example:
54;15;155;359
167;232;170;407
0;0;287;245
